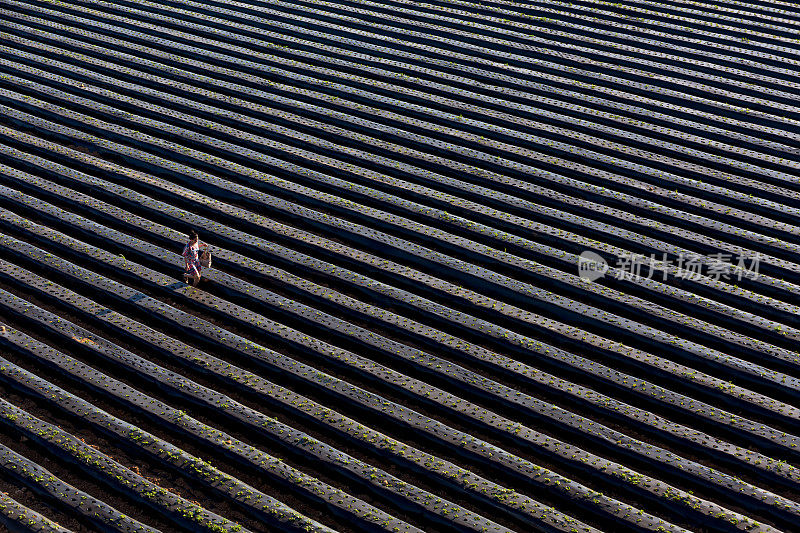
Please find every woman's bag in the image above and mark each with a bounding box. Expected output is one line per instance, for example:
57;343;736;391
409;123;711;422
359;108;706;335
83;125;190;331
200;247;212;268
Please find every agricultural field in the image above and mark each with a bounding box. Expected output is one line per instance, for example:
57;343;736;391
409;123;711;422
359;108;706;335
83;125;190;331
0;0;799;531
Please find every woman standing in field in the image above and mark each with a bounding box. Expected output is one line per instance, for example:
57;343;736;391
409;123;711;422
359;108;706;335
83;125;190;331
182;230;208;287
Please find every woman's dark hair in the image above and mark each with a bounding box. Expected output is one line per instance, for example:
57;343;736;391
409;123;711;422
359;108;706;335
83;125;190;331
189;230;199;241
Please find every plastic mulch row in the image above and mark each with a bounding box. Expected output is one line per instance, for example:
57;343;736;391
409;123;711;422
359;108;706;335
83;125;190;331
0;212;796;531
0;397;256;533
68;0;800;125
1;51;797;292
41;0;800;117
241;0;800;104
0;264;772;532
3;35;799;284
5;172;800;485
0;444;158;533
0;331;378;533
4;0;796;527
2;95;798;404
6;3;800;211
22;0;800;127
0;234;684;533
0;313;426;533
3;47;799;266
6;6;800;242
0;491;74;533
363;0;800;42
2;119;797;339
4;0;800;210
10;91;800;400
0;261;584;533
0;107;792;412
9;0;797;153
3;143;797;459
